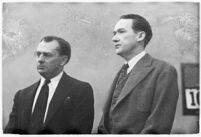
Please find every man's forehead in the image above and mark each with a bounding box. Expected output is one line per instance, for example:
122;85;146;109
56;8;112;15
114;19;133;31
37;40;59;52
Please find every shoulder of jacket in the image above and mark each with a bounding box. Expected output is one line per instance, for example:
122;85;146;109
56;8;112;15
64;73;91;87
151;56;176;72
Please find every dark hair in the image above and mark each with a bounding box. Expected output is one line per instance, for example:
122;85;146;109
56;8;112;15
120;14;152;47
40;36;71;63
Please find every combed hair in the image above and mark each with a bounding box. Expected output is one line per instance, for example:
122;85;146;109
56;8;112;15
120;14;153;47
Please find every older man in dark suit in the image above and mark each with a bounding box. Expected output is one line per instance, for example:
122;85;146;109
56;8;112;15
98;14;179;134
4;36;94;134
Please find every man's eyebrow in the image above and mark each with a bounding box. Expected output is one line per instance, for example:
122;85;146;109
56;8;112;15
114;28;125;32
117;28;126;31
36;51;52;54
113;28;126;34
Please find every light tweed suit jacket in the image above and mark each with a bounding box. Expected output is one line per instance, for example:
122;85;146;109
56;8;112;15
98;54;179;134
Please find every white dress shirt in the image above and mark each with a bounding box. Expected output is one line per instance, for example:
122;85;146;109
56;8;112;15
126;51;146;74
31;71;64;122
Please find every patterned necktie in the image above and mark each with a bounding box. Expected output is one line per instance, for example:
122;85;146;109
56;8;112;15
116;64;129;87
110;63;129;111
29;79;50;133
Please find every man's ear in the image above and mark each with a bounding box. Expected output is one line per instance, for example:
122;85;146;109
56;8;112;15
61;55;69;66
136;31;146;42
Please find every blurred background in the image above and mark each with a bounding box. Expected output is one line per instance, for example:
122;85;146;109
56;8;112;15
2;2;199;133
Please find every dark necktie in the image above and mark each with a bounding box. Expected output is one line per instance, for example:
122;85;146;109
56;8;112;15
116;63;129;87
110;63;129;113
29;79;50;133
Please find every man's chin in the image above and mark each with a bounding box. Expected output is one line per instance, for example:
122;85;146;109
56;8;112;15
37;70;47;76
116;50;123;56
116;51;127;59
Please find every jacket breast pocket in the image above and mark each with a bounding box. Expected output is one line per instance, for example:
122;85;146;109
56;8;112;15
136;88;153;112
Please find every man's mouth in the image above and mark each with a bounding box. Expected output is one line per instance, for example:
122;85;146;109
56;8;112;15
37;65;46;69
115;44;121;48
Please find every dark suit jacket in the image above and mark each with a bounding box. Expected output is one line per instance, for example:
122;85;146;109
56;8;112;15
4;72;94;134
98;54;179;134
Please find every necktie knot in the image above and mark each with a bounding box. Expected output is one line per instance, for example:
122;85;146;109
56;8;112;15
123;63;129;69
116;63;129;86
44;79;50;85
122;63;129;74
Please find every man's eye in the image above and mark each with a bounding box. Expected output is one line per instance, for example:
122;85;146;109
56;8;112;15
35;52;54;58
35;52;41;57
119;30;125;33
43;53;53;58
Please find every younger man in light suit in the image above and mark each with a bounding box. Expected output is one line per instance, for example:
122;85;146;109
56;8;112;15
98;14;179;134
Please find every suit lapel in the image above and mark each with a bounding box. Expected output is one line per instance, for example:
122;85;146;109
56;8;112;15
112;54;154;110
103;66;123;112
102;68;123;130
45;73;72;124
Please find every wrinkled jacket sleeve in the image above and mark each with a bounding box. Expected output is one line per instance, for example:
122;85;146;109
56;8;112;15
140;66;179;134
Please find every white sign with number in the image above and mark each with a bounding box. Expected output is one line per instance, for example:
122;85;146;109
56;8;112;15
185;88;199;109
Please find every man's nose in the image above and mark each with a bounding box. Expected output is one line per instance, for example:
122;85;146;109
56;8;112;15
37;54;45;63
112;34;119;42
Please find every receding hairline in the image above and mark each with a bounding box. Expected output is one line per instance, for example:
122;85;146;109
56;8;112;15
37;39;61;54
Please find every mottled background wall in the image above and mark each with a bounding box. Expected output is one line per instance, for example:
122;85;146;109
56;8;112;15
2;2;199;133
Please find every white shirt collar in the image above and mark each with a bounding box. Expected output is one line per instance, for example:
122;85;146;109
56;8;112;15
40;71;64;86
126;50;146;73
